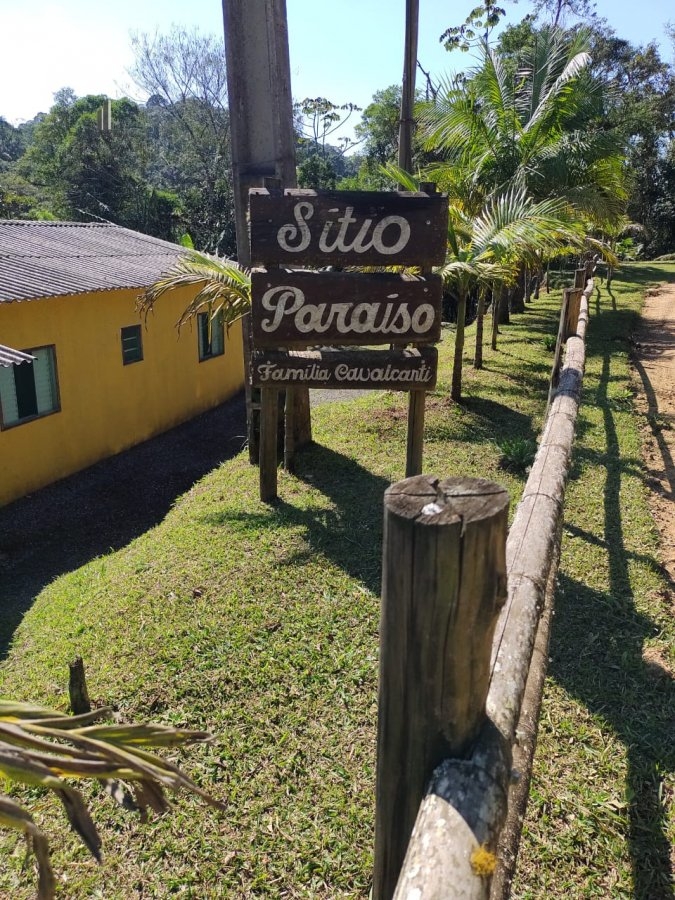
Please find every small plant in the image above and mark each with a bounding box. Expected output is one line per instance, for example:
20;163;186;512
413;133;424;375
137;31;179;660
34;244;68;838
0;700;225;899
543;334;557;351
498;437;536;473
609;386;633;410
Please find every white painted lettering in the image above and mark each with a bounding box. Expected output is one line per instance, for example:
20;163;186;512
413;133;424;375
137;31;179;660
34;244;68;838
277;202;313;252
371;216;411;255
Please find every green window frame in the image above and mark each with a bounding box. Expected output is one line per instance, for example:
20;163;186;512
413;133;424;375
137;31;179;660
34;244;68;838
0;345;60;429
198;311;225;361
121;325;143;365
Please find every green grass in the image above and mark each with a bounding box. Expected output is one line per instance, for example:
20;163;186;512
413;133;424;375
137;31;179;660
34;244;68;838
513;263;675;900
0;264;673;898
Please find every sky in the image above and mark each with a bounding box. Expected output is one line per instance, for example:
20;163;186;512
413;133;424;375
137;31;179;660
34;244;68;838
1;0;674;130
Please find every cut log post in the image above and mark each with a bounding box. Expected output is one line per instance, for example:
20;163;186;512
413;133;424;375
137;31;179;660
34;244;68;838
222;0;311;460
565;288;583;339
68;656;91;715
373;475;509;899
546;287;571;414
393;282;593;899
574;267;586;290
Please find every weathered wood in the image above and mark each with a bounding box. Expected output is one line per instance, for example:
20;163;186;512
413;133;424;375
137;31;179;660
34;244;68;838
574;267;586;290
491;528;559;900
392;284;593;899
405;391;426;477
251;269;442;347
68;656;91;715
403;184;434;477
259;386;279;502
546;287;571;412
394;724;511;900
490;287;590;743
374;476;509;900
252;347;437;391
249;188;449;267
565;287;582;339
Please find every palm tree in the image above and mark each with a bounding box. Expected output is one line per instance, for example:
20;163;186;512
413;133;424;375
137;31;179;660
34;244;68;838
439;189;584;400
419;27;626;224
418;26;626;316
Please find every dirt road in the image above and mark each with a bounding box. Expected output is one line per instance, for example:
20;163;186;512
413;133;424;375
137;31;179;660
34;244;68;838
632;283;675;582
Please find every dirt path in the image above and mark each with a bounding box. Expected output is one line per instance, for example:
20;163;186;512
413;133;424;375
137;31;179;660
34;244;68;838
632;283;675;582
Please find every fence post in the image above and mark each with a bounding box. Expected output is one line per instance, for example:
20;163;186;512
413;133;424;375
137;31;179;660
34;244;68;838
574;267;586;290
565;288;583;339
373;475;509;900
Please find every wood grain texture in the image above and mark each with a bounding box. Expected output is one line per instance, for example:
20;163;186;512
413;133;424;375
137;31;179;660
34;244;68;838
251;269;442;347
374;476;509;899
392;283;593;898
249;188;449;267
259;386;279;502
251;347;438;391
223;1;312;458
565;287;583;339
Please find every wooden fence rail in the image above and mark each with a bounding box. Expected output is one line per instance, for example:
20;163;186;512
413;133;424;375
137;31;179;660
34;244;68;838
374;274;594;899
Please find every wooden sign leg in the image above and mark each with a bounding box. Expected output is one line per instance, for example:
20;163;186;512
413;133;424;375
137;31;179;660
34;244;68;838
405;390;426;477
284;388;296;472
259;387;279;502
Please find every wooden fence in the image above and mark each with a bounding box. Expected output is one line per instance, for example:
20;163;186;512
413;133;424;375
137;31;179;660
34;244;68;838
373;266;595;898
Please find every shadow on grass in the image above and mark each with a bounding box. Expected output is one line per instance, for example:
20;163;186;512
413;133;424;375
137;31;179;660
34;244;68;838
203;443;389;595
552;342;674;897
551;572;673;898
425;395;536;446
617;264;675;287
0;392;247;659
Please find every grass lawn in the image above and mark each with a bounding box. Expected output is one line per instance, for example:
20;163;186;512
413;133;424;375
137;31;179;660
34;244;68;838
0;264;673;898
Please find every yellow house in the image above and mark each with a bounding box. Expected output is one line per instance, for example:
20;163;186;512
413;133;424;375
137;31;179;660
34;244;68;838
0;221;244;506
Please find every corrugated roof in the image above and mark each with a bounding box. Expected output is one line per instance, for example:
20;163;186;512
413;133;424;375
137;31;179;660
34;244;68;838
0;221;187;303
0;344;36;367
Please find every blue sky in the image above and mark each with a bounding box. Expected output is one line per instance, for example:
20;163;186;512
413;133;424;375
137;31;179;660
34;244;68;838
1;0;673;128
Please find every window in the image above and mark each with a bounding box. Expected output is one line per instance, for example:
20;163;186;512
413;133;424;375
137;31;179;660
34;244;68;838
0;346;60;428
198;311;225;361
121;325;143;364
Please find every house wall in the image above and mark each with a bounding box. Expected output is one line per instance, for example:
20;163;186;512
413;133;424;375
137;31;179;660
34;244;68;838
0;286;244;506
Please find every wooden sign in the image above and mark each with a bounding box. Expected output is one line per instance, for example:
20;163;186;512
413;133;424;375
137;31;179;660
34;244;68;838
251;347;437;391
249;188;448;267
251;269;442;348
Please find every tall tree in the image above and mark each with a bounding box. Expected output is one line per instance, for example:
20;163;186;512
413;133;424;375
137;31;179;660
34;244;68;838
420;27;626;229
128;27;235;254
20;93;179;237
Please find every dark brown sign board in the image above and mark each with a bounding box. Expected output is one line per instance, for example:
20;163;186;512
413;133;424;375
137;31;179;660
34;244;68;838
249;188;449;267
251;269;442;348
251;347;438;391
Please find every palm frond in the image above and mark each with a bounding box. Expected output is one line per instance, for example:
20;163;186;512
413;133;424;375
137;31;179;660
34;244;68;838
137;250;251;333
0;700;225;899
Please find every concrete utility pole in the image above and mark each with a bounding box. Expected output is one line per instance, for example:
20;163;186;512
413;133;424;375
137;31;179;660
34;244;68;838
222;0;311;468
